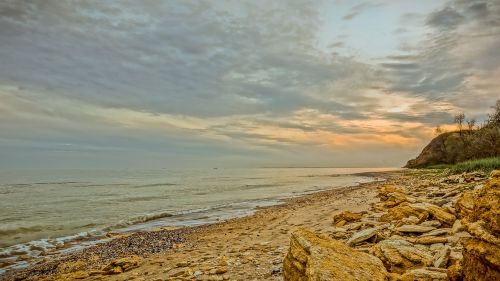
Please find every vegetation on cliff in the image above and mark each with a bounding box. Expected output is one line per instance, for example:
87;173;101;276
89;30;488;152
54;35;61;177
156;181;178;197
406;100;500;169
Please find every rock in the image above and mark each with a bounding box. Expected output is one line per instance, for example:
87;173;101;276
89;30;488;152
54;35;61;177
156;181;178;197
346;227;379;246
377;184;401;200
433;246;451;268
410;202;456;225
333;211;363;226
447;262;463;281
380;203;422;222
383;192;408;208
345;222;363;231
215;267;228;274
420;220;441;228
283;228;387;281
402;216;420;225
467;171;500;236
395;225;436;233
412;236;449;245
462;238;500;281
419;228;450;237
465;221;500;244
399;267;448;280
451;220;464;234
102;256;143;274
372;239;433;273
430;243;444;251
176;261;190;267
461;171;500;281
455;191;475;218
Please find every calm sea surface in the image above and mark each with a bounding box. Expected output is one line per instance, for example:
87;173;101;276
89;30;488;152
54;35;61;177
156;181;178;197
0;167;396;269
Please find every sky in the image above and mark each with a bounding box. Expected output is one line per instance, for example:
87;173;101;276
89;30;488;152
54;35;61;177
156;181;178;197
0;0;499;169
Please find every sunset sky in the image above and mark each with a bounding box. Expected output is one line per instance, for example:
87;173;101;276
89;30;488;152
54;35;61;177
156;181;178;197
1;0;499;169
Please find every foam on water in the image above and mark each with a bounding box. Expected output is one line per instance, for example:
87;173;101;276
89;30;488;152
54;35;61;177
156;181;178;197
0;167;398;273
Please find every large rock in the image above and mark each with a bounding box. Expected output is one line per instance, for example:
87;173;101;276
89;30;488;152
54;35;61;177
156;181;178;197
346;227;379;246
461;171;500;281
380;203;423;222
283;228;387;281
383;192;408;208
462;239;500;281
372;239;433;274
455;191;475;218
399;267;448;281
409;202;456;225
333;211;362;227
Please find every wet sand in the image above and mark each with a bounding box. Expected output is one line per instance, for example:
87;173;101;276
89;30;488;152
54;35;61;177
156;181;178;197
2;170;402;281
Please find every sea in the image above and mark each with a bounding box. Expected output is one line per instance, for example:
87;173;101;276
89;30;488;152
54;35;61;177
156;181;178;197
0;167;397;272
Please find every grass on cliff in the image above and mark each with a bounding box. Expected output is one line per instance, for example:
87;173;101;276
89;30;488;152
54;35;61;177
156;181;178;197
427;157;500;174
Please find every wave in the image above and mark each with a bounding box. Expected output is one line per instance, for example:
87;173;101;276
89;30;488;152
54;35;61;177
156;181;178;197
133;183;177;188
102;211;175;231
0;225;45;237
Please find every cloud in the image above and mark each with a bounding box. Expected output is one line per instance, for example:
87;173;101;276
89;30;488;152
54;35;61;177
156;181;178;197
342;2;383;20
0;0;499;168
426;6;465;29
383;0;500;119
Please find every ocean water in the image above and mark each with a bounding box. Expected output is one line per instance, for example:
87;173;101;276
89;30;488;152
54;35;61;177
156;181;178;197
0;167;395;270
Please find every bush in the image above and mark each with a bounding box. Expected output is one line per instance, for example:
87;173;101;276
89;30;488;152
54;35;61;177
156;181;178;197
427;157;500;174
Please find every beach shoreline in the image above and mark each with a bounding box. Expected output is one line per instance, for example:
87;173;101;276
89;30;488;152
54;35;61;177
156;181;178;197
1;170;402;280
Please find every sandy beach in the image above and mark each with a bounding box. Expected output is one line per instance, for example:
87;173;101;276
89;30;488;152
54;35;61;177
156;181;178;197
4;168;497;281
2;171;400;281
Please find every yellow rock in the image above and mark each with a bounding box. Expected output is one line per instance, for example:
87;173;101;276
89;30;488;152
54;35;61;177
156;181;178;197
283;228;387;281
101;255;143;274
461;171;500;281
333;211;362;227
380;203;422;222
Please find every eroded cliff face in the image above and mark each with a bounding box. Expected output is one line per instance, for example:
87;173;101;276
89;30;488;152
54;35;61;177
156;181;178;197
405;133;452;168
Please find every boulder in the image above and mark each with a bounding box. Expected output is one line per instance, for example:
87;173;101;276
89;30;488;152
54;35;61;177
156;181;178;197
283;228;387;281
447;262;463;281
461;170;500;281
409;202;456;225
383;192;408;208
380;203;422;222
377;184;401;200
433;245;451;268
372;239;433;273
455;191;475;218
346;227;379;246
462;238;500;281
333;211;363;227
399;267;448;281
467;170;500;236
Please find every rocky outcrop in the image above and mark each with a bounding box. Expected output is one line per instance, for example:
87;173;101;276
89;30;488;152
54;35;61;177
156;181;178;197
405;132;454;168
282;170;498;281
460;171;500;281
283;228;387;281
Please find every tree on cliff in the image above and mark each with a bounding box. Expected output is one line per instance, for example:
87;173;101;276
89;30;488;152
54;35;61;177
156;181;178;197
406;100;499;168
454;113;465;135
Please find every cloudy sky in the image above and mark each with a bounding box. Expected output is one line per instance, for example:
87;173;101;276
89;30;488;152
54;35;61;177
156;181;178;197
0;0;499;169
